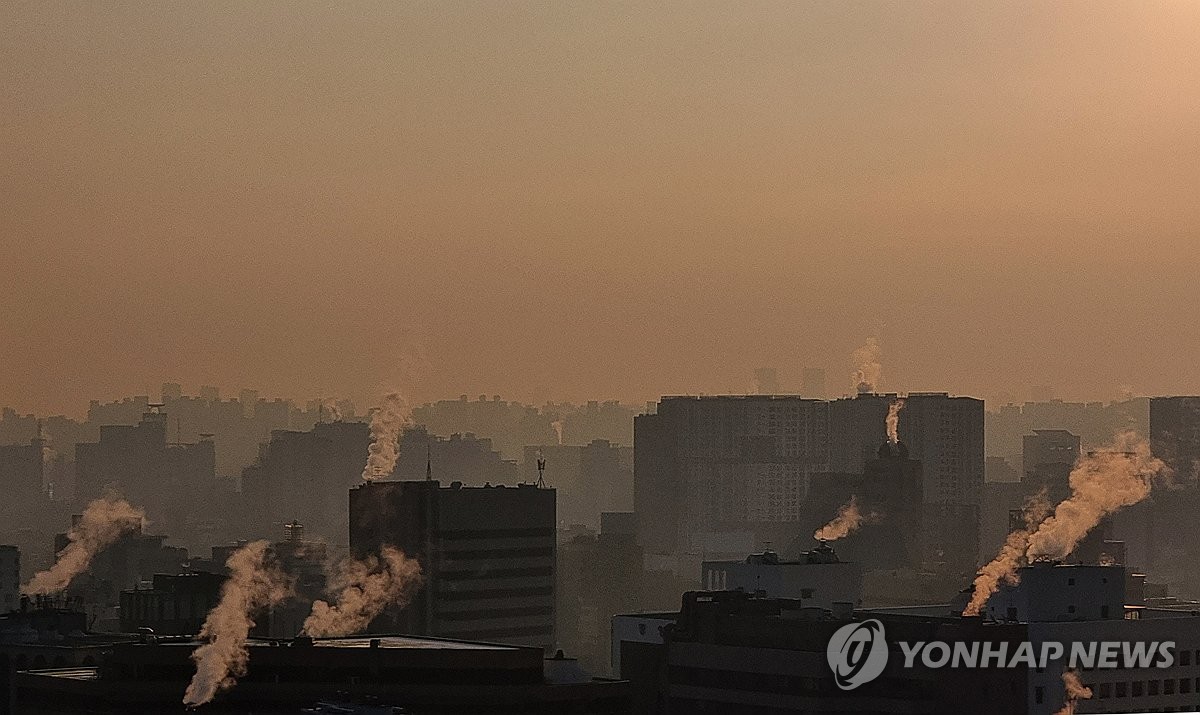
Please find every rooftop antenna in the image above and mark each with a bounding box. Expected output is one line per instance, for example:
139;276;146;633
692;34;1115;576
536;454;546;488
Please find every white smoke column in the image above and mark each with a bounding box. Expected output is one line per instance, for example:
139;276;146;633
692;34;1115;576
1055;669;1092;715
814;496;875;541
183;540;291;707
361;392;410;480
23;496;144;595
962;491;1051;617
302;546;423;637
886;399;905;444
320;398;343;422
1026;432;1167;562
850;338;882;394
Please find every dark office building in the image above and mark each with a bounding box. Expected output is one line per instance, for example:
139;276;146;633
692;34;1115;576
524;440;633;530
118;572;224;636
350;479;557;651
857;441;924;568
241;420;369;542
74;408;216;532
1150;396;1200;482
0;439;45;528
12;635;631;714
557;512;642;675
393;425;519;485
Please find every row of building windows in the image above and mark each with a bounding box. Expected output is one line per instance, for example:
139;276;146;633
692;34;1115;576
1039;677;1200;703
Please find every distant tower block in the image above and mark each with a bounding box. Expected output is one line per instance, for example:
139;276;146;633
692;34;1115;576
801;368;826;399
284;520;304;543
754;368;780;395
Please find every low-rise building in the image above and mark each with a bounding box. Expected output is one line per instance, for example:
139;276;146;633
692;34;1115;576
701;543;862;609
13;635;631;713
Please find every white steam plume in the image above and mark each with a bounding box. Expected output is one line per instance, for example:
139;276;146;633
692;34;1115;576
962;490;1050;617
23;495;144;595
850;338;882;394
1055;669;1093;715
362;392;410;481
302;546;423;637
814;496;877;541
886;399;905;444
1025;433;1167;562
183;541;291;707
965;432;1167;617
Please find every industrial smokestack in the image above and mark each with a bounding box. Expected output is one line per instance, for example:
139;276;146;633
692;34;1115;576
1055;669;1092;715
361;392;410;481
886;399;904;444
850;337;882;394
23;495;144;595
301;545;423;637
183;540;291;707
813;496;876;541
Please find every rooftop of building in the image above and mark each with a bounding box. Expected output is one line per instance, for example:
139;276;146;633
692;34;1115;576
351;478;549;491
704;543;849;567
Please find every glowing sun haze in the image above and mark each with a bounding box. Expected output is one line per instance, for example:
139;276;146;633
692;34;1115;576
3;2;1199;414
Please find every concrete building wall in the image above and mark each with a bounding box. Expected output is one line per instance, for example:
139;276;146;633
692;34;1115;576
700;559;862;609
0;546;18;613
350;480;556;652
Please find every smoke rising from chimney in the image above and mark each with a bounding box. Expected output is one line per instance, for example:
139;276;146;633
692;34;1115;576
183;541;291;707
965;432;1167;616
814;496;876;541
302;546;423;637
886;399;904;444
850;338;882;394
1025;433;1167;562
362;392;410;481
23;495;144;595
961;490;1050;616
1055;669;1092;715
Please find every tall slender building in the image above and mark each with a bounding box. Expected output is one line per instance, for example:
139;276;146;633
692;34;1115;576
349;480;556;651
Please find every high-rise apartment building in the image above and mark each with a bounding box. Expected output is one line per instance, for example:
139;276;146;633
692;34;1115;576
634;393;984;560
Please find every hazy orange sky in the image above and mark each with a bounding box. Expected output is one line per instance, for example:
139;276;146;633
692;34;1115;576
3;1;1200;416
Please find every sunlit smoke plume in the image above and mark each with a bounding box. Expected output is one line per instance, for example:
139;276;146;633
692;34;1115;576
962;491;1050;617
1026;433;1167;562
551;419;564;445
320;398;343;422
1055;669;1093;715
23;495;144;595
966;435;1166;617
184;540;291;708
362;392;410;481
850;338;882;394
302;546;423;637
814;496;876;541
886;399;905;444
